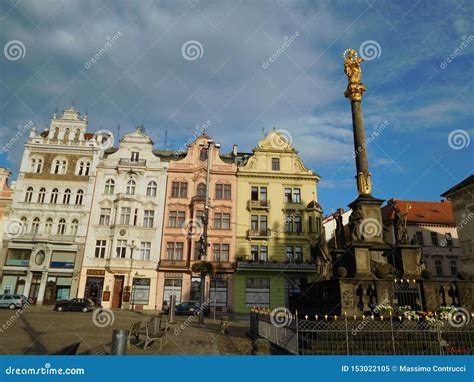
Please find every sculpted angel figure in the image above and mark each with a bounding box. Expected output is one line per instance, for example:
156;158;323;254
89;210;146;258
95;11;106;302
343;49;363;84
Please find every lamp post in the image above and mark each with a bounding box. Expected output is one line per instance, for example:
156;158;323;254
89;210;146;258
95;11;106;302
127;241;139;311
198;140;220;324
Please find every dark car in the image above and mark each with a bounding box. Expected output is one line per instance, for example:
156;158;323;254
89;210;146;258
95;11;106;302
54;298;96;313
174;301;209;316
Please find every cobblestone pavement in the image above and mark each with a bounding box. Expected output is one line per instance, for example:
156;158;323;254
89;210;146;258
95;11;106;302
0;306;252;355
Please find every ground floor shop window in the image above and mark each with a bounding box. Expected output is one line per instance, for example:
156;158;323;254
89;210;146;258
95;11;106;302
84;277;104;305
5;249;30;267
245;278;270;307
50;251;75;269
1;274;26;295
163;279;182;305
43;276;72;304
210;279;227;307
132;278;150;305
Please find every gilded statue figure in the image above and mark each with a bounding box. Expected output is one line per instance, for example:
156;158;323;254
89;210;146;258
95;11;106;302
343;48;363;84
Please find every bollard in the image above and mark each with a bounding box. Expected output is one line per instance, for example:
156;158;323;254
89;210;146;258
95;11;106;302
153;315;161;334
111;329;128;355
169;295;176;324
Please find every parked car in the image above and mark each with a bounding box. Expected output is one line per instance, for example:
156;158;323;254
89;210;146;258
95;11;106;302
0;294;28;310
54;298;96;313
174;301;209;316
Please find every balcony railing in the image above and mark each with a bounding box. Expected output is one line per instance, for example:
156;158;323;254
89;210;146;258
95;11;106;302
159;259;187;269
247;229;272;239
119;158;147;167
236;260;317;270
247;200;271;210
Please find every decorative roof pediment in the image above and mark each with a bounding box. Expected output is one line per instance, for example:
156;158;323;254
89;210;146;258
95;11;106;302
255;128;296;153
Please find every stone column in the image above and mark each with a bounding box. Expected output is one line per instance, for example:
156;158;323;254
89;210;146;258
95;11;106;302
36;271;48;305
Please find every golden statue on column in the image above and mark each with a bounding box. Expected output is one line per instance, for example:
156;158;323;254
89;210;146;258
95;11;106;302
343;48;367;102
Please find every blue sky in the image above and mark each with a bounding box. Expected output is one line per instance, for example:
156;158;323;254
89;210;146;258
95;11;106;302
0;0;472;214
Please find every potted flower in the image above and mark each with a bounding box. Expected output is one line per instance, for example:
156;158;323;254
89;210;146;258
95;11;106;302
375;303;393;317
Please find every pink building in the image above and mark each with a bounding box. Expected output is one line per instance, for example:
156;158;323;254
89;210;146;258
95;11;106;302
156;134;237;312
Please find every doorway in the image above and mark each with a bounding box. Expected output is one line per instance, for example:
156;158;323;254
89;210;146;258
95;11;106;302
112;276;124;309
84;277;104;305
28;273;42;304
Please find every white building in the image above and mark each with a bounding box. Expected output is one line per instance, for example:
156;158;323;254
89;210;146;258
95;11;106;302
0;107;104;304
77;128;168;310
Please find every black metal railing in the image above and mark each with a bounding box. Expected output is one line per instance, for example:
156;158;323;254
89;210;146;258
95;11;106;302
250;309;474;355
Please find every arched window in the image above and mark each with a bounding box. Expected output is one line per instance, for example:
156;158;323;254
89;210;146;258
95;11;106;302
146;181;157;197
30;157;43;173
57;219;66;235
70;219;79;235
63;189;71;204
197;183;206;197
75;190;84;205
52;158;67;175
31;218;40;234
25;187;34;202
45;218;53;234
20;217;28;232
126;179;136;195
50;188;59;204
104;179;115;195
77;160;91;176
74;128;81;140
37;188;46;203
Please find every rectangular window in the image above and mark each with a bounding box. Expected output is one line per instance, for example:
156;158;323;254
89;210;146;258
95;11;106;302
216;184;232;200
221;244;229;261
214;213;222;229
166;242;184;260
245;278;270;307
143;210;155;228
286;246;293;262
95;240;107;258
260;187;267;201
195;210;204;224
131;152;139;162
294;246;302;262
293;188;301;203
294;215;302;233
251;186;259;201
99;208;111;226
223;184;231;200
272;158;280;171
251;245;259;261
285;188;292;203
415;231;424;245
431;232;439;246
222;213;230;230
450;260;457;276
212;244;230;262
120;207;131;225
445;233;453;247
116;240;127;258
168;211;177;227
171;182;187;198
177;211;186;227
140;242;151;260
434;259;443;276
285;214;292;232
213;244;220;261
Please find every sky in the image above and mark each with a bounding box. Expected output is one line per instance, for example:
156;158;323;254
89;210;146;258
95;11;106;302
0;0;473;214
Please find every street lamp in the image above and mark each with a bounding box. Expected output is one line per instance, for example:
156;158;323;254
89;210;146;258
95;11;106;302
197;140;220;324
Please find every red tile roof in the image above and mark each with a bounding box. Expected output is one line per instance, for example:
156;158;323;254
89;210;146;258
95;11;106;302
382;199;454;225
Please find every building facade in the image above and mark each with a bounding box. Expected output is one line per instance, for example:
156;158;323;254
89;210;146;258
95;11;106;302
442;175;474;280
382;199;462;280
0;108;102;304
0;168;13;253
156;134;237;312
234;129;323;313
77;128;168;310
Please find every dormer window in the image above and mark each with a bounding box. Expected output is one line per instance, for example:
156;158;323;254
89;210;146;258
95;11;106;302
131;152;139;162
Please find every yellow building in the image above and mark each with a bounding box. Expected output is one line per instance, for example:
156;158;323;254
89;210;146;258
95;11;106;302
233;129;323;313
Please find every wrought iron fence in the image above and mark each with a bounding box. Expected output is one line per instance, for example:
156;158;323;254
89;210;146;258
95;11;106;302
250;310;473;355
